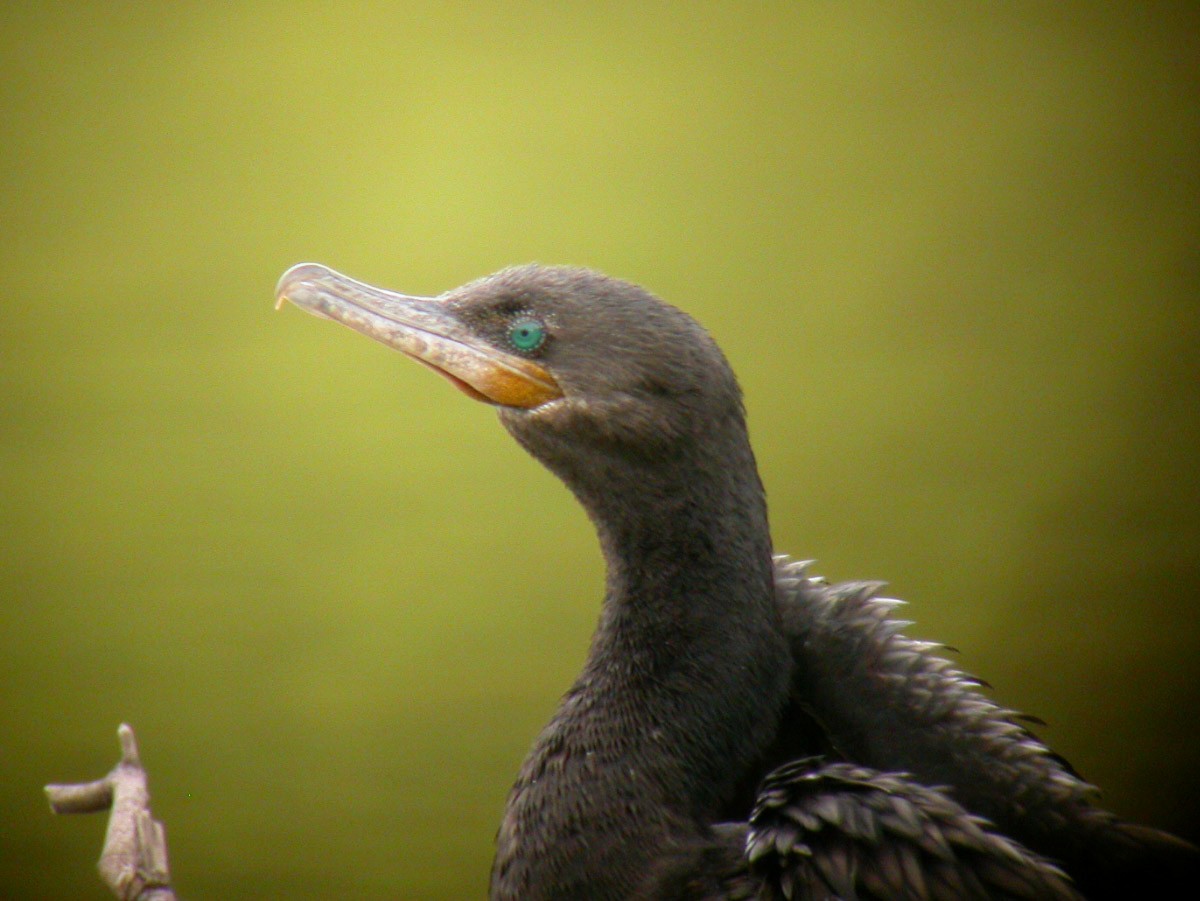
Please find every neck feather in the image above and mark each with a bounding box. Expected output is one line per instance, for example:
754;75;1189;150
492;419;790;899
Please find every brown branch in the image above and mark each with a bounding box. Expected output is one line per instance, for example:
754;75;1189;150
46;724;177;901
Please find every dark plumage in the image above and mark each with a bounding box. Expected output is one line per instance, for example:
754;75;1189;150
277;263;1197;900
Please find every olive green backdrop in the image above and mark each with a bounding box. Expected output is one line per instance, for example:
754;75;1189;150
2;3;1197;898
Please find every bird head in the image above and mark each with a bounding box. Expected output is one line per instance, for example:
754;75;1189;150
275;264;747;475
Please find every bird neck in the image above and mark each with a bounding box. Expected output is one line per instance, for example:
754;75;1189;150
492;425;791;898
589;436;780;686
585;432;788;800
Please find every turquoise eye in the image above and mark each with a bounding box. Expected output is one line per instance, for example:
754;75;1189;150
508;319;546;352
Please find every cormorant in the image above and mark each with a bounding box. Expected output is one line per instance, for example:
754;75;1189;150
276;263;1196;900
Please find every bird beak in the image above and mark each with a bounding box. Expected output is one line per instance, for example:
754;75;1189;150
275;263;563;409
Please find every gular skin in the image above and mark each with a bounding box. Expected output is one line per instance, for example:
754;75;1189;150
278;263;1198;900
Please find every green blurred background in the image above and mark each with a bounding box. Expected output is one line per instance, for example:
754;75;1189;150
2;3;1197;897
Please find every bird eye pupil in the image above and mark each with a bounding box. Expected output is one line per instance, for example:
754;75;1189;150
509;319;545;351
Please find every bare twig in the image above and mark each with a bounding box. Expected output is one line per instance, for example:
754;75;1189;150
46;724;177;901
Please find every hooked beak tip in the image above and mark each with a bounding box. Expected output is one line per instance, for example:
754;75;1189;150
275;262;333;310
